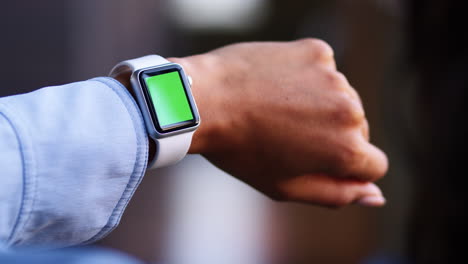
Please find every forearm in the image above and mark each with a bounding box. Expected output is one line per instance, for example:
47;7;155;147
0;78;148;247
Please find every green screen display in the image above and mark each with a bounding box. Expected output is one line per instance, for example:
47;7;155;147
145;71;194;128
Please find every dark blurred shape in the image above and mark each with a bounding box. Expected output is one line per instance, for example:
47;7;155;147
407;0;467;263
0;0;70;96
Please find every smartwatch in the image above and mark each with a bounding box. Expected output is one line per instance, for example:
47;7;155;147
110;55;200;169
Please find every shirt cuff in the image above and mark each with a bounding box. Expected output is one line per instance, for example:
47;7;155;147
0;77;149;248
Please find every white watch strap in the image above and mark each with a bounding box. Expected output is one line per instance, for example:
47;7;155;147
153;132;194;169
110;55;195;169
109;55;170;79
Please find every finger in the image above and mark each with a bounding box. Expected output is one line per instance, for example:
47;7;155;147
322;57;337;71
318;68;362;105
361;119;370;141
278;174;386;207
345;85;363;105
333;72;362;105
296;38;337;70
346;139;388;182
311;53;336;71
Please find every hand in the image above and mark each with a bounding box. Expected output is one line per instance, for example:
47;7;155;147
169;39;388;207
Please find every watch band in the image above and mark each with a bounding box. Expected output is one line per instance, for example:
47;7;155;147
110;55;195;169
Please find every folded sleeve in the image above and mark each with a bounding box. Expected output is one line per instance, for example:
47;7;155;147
0;77;149;248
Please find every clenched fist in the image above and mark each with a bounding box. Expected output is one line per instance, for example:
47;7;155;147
169;39;388;207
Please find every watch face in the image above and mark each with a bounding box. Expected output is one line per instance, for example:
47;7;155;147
139;64;199;134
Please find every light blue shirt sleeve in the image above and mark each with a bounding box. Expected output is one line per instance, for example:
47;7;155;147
0;77;149;248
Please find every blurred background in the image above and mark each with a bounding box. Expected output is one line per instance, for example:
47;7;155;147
1;0;464;263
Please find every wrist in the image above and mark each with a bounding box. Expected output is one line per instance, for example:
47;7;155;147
167;55;233;155
113;72;157;165
113;54;232;160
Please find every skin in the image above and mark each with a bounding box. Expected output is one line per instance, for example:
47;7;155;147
118;39;388;208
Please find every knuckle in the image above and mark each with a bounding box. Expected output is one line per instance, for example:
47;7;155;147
379;155;389;178
330;97;365;126
326;71;348;87
297;38;334;61
336;140;365;174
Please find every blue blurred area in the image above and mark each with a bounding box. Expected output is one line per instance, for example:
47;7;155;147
0;244;143;264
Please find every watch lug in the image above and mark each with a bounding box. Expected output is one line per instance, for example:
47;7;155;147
188;75;193;86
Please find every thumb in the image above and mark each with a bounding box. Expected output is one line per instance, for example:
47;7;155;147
278;174;386;207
